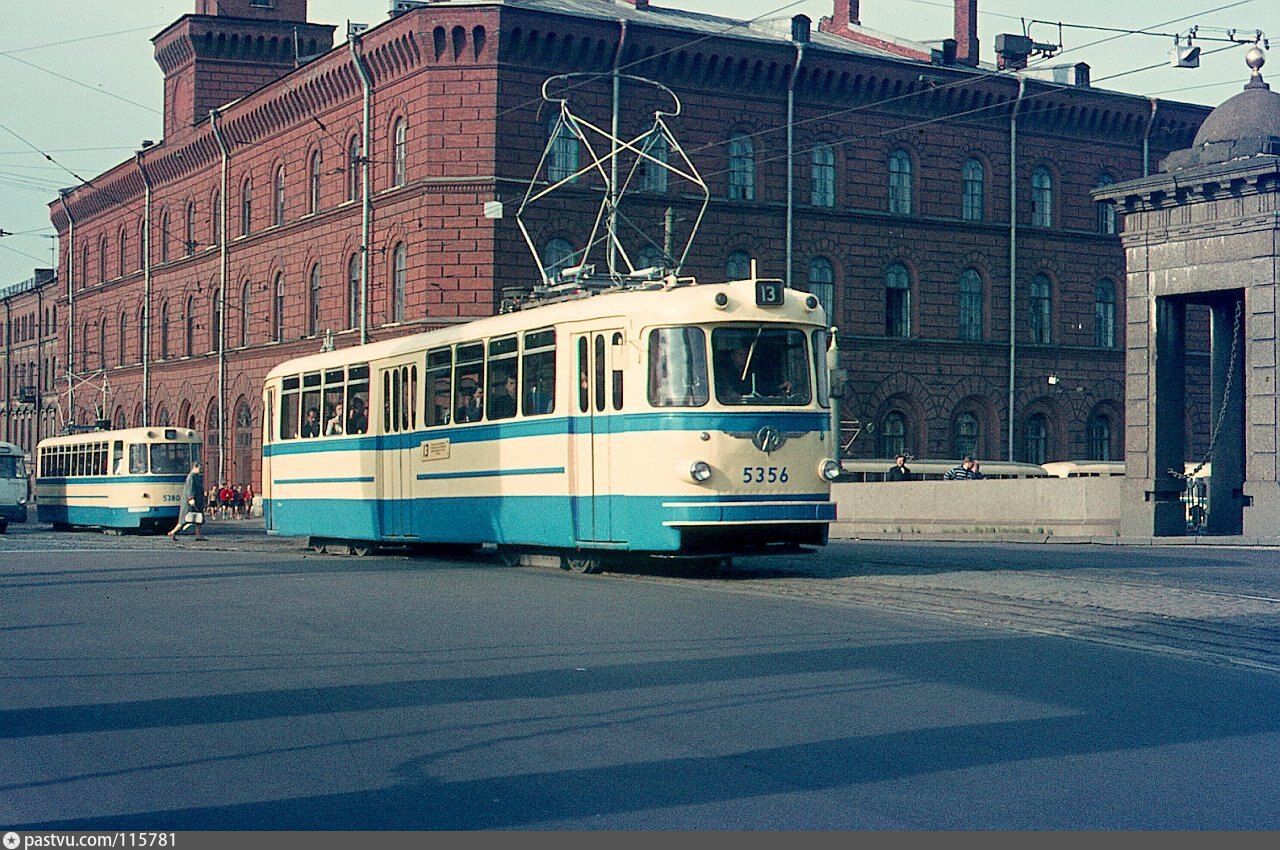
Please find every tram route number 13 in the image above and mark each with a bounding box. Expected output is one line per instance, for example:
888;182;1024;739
742;466;789;483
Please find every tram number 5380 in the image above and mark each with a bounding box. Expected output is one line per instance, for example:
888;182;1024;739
743;466;789;483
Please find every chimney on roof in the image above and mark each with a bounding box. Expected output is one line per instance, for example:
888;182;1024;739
619;0;649;8
954;0;978;66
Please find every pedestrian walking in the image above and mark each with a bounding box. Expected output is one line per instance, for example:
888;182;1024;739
168;461;208;541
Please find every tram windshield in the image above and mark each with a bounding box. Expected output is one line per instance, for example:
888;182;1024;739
648;325;812;407
711;326;811;405
149;443;199;475
0;456;24;478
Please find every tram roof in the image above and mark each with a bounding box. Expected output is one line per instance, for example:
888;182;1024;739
265;278;829;381
36;427;201;448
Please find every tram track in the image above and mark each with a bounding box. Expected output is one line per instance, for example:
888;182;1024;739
614;559;1280;674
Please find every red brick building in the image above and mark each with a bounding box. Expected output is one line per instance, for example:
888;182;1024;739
8;0;1213;489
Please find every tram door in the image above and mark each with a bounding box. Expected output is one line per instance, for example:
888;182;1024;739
570;330;624;543
377;362;418;539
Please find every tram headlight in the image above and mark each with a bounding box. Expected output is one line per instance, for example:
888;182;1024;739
17;497;27;506
688;460;713;483
819;459;842;482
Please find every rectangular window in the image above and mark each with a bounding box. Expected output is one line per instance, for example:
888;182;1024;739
426;347;453;426
486;336;519;421
323;369;345;436
522;329;556;416
346;364;370;434
648;327;708;407
454;343;485;423
712;326;811;406
280;375;300;440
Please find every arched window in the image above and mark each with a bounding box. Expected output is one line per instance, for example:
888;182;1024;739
1030;273;1052;344
160;301;170;360
155;405;171;427
878;411;907;458
347;135;361;201
185;201;196;255
954;412;979;459
1095;173;1117;234
811;143;835;207
1088;414;1112;461
98;236;108;282
240;280;252;347
959;268;983;341
80;322;89;371
273;165;285;226
1025;413;1049;464
725;250;751;280
308;149;322;214
137;219;146;269
240;178;252;236
160;211;170;262
541;238;576;280
806;256;835;321
206;403;220;479
390;242;407;323
1095;278;1116;348
392;118;407;186
137;306;145;361
962;157;984;221
547;115;579;183
98;319;106;370
234;399;254;490
347;253;360;329
727;133;755;201
640;133;669;193
118;228;128;276
888;149;912;215
118;312;128;366
1031;166;1053;227
272;272;285;342
81;245;88;290
885;263;911;338
308;263;321;337
185;296;195;357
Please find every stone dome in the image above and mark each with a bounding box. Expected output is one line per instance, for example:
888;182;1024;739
1191;46;1280;147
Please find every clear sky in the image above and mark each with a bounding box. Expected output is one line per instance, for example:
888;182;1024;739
1;0;1274;285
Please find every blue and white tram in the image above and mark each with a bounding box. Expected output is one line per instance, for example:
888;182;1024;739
35;427;202;533
262;277;841;569
0;441;29;533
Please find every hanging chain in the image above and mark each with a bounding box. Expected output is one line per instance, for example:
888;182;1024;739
1169;298;1242;481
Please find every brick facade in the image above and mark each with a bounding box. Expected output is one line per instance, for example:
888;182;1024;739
3;0;1212;491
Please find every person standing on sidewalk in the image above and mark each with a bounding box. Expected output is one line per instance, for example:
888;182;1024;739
168;461;208;540
886;454;913;481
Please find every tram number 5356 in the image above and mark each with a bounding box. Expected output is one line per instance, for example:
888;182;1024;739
742;466;789;483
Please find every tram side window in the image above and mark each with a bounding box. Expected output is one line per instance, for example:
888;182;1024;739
112;441;125;475
280;375;300;440
812;328;831;408
522;329;555;416
647;327;708;407
129;444;148;474
577;337;589;413
454;342;485;423
426;348;452;426
323;369;345;437
301;372;322;438
346;364;369;434
487;335;518;421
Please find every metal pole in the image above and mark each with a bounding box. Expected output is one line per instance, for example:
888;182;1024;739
210;109;230;486
1007;77;1025;462
351;36;373;345
57;191;75;426
609;20;627;277
136;152;153;425
786;41;805;291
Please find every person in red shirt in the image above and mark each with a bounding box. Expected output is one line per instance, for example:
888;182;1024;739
218;485;234;520
244;482;255;519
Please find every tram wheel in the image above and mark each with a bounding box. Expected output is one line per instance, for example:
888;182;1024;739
308;538;329;554
348;543;374;557
561;554;602;574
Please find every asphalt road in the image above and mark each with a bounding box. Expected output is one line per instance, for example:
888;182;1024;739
2;522;1280;829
